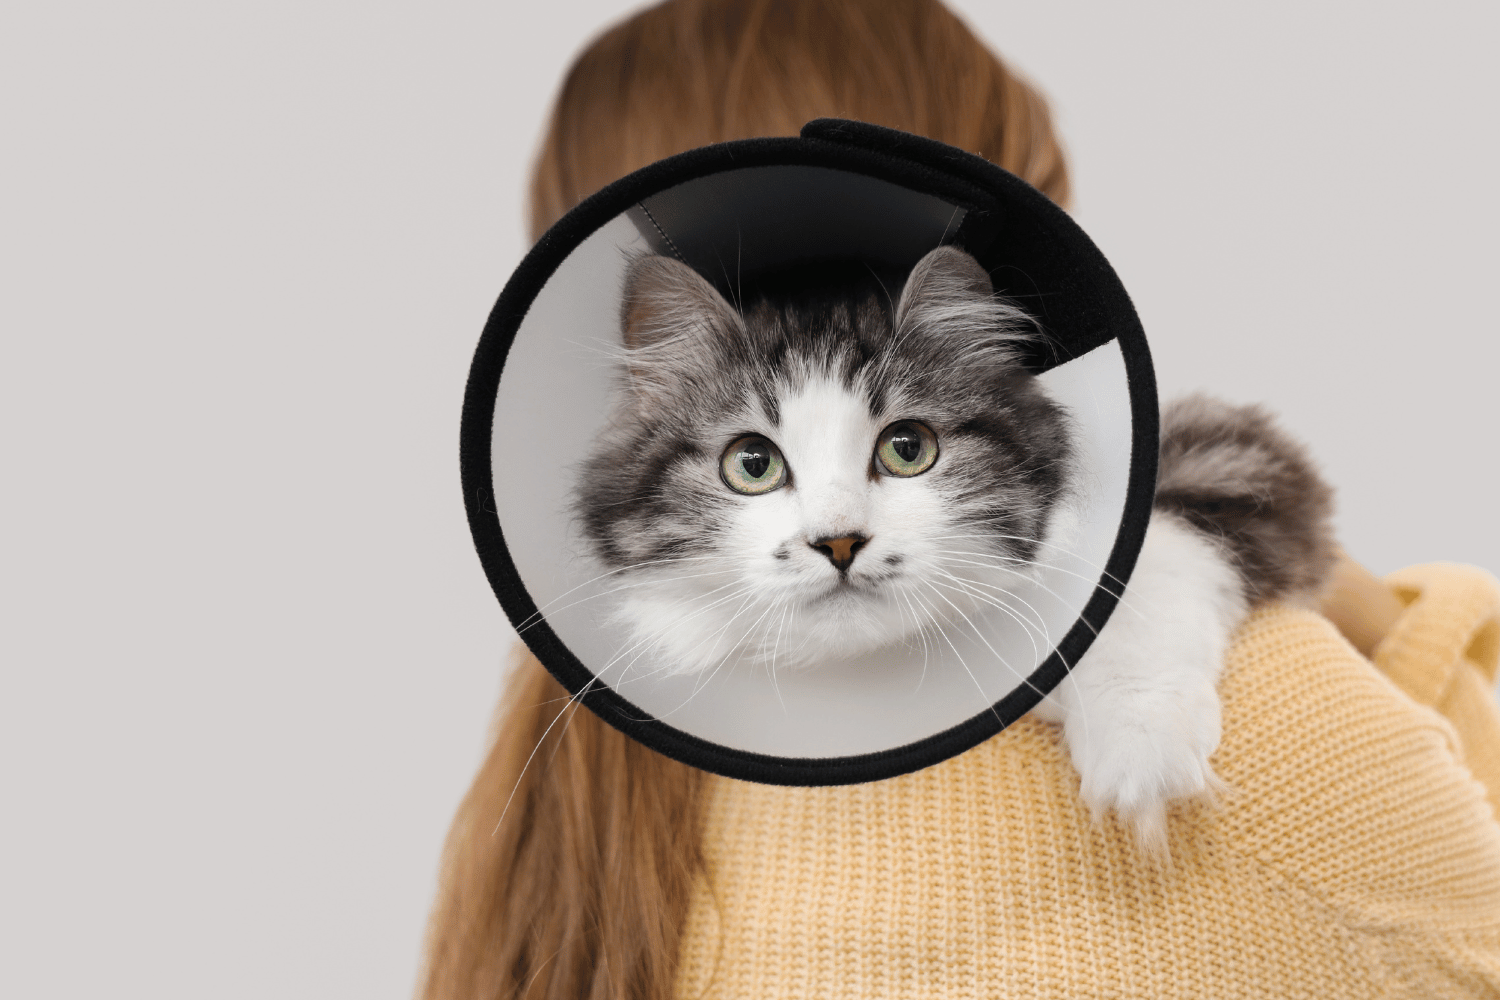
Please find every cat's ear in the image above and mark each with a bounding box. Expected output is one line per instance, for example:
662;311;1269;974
617;255;743;410
893;246;1032;356
897;245;994;312
620;254;742;352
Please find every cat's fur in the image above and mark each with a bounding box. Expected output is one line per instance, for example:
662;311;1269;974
577;246;1335;852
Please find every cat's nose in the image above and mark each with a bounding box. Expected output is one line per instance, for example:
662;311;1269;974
810;534;869;573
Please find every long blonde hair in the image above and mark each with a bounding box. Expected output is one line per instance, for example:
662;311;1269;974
422;3;1071;997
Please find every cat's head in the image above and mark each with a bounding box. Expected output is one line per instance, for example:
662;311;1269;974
576;246;1073;676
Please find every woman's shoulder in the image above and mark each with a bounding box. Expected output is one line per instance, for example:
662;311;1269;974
1216;562;1500;845
683;571;1500;998
1204;582;1500;993
1213;595;1500;921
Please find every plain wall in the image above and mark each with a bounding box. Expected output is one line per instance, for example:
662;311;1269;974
2;1;1495;996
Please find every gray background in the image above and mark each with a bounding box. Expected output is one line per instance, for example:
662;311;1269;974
3;1;1496;996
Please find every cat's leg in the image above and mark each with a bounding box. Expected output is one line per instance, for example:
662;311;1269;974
1039;511;1245;854
1034;394;1336;854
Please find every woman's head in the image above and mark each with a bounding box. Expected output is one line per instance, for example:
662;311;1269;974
530;0;1070;238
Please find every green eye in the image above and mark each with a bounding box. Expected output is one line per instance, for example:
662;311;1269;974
721;436;788;495
875;421;938;477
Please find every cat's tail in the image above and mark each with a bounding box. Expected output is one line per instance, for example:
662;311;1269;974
1153;394;1337;606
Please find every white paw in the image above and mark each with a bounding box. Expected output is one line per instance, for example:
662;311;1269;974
1064;677;1225;855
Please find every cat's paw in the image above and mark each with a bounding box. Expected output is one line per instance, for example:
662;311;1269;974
1064;679;1225;857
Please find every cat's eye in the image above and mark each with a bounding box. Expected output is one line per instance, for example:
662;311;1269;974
875;421;938;477
721;436;788;495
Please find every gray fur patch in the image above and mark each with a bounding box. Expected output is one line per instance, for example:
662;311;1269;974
1154;394;1336;604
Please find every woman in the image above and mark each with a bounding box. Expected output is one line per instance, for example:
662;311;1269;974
421;2;1500;997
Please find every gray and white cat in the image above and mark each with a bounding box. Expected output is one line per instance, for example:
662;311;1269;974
578;246;1334;850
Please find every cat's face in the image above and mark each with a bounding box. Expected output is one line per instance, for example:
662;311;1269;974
576;247;1072;677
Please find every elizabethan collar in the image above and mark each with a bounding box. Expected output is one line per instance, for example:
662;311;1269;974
461;120;1157;785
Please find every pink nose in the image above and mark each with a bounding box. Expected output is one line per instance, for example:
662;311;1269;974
811;534;868;573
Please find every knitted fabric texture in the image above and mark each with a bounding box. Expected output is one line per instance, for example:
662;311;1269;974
673;563;1500;999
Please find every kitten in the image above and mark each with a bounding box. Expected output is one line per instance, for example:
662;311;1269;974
577;246;1334;851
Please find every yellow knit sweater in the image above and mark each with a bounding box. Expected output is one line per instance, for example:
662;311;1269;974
674;564;1500;998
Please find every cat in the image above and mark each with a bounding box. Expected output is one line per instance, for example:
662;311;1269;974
576;245;1335;852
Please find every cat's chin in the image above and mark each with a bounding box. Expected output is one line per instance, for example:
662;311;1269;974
610;585;932;678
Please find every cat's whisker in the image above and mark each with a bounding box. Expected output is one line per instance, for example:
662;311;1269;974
626;583;790;719
711;591;789;680
785;603;807;661
607;590;762;706
929;565;1070;663
907;587;1006;727
889;585;925;668
928;564;1052;642
545;678;600;767
922;571;1096;746
600;584;761;687
643;592;781;721
935;554;1128;748
645;588;764;676
927;550;1048;591
490;671;605;839
932;549;1152;621
916;579;1050;705
516;567;745;637
511;554;720;632
978;581;1056;645
901;590;934;691
939;204;961;243
934;531;1140;598
893;592;928;692
683;593;764;699
862;261;898;323
605;582;763;678
765;598;793;716
924;572;1044;668
915;554;1045;635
